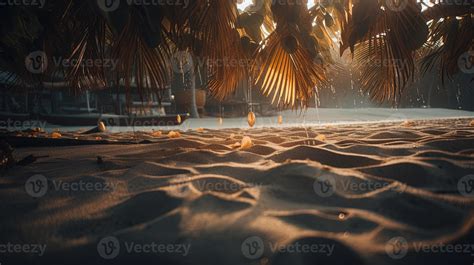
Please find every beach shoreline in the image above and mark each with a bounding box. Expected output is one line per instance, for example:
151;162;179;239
1;117;474;265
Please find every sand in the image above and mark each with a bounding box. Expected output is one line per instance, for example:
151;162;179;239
1;117;474;265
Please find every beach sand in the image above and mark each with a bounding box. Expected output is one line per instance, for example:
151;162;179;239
1;117;474;265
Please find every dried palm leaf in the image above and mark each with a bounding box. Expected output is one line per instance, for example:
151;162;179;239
253;26;327;107
421;9;473;83
47;0;109;93
190;0;247;100
111;9;171;107
347;0;427;104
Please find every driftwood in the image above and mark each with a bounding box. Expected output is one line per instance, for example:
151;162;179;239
0;140;50;173
16;155;49;166
0;140;15;171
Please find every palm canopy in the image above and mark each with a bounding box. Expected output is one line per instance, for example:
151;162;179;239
0;0;472;108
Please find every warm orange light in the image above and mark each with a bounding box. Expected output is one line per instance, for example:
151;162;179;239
248;111;256;127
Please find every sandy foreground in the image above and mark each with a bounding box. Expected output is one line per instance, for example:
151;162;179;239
1;117;474;265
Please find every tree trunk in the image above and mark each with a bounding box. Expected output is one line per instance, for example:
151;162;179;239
189;64;200;118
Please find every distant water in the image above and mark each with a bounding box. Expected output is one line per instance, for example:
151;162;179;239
2;108;474;132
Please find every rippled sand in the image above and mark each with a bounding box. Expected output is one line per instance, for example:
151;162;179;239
1;118;474;265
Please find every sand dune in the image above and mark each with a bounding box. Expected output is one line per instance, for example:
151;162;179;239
1;118;474;265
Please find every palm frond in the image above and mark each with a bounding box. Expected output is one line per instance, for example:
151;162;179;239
348;0;427;104
111;10;172;105
245;1;329;107
190;0;247;101
421;12;473;83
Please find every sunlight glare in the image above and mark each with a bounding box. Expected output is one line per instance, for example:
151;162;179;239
237;0;253;11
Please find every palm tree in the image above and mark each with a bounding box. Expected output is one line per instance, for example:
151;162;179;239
0;0;472;110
